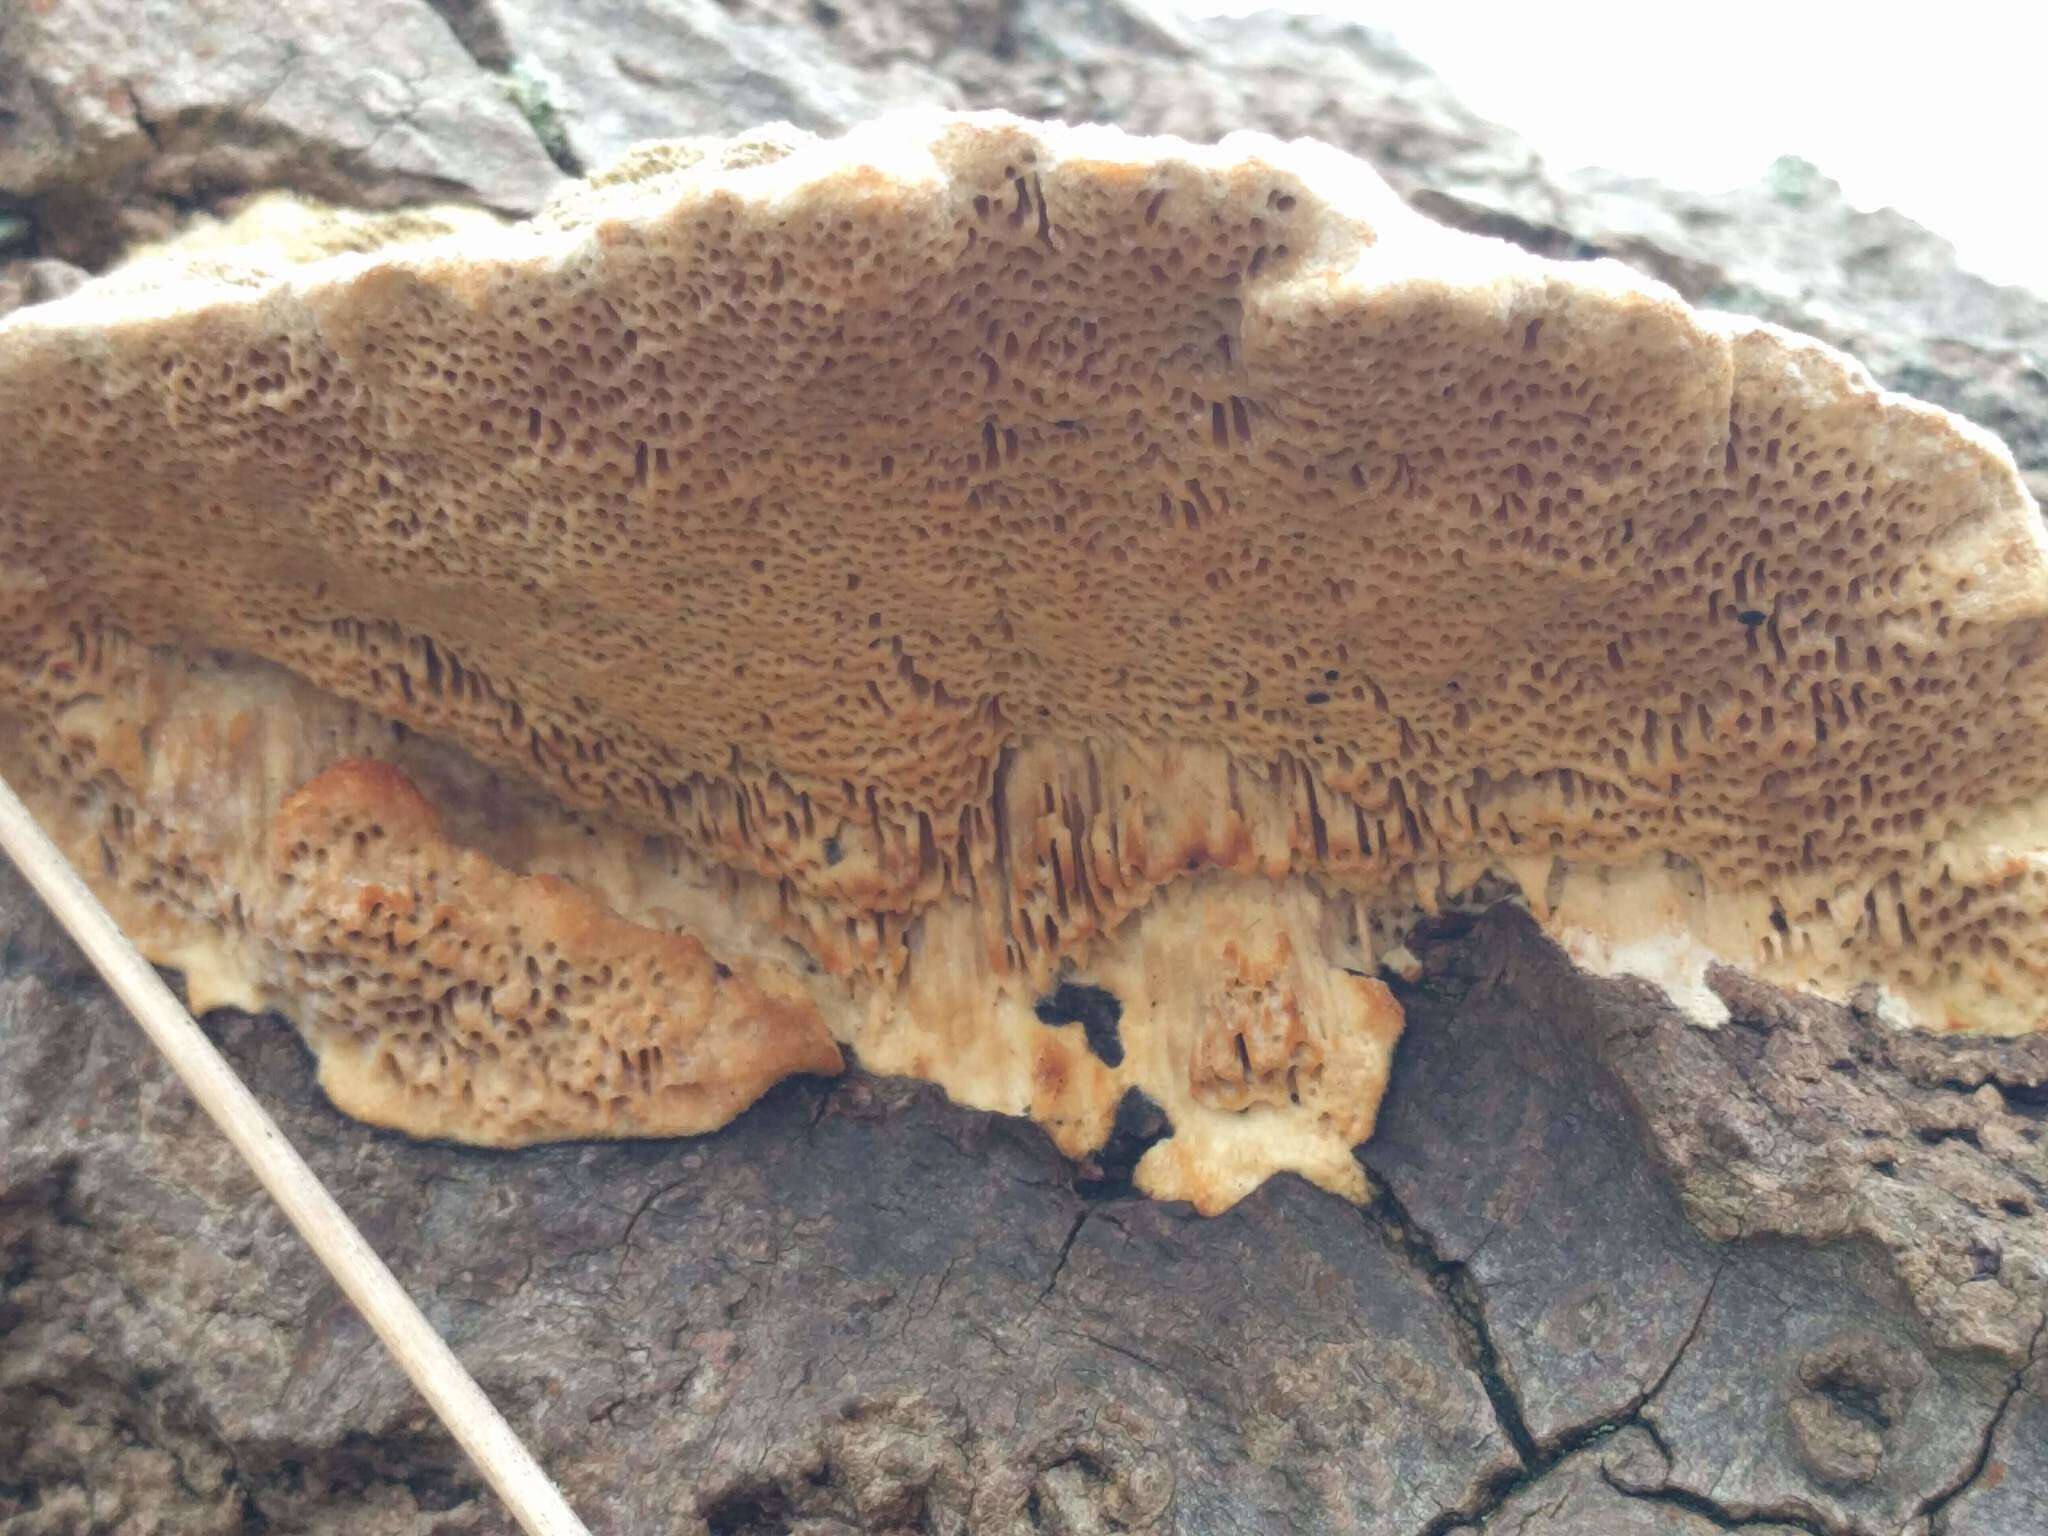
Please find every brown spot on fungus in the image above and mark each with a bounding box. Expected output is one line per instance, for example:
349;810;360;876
2;113;2045;1212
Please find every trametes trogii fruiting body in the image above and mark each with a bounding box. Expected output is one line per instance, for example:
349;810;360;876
2;114;2041;1213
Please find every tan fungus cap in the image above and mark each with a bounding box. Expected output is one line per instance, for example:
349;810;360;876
2;112;2041;1211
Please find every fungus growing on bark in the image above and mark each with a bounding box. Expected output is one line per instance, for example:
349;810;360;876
1;113;2042;1212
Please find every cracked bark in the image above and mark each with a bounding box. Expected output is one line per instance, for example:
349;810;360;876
1913;1316;2048;1533
1371;910;2044;1536
0;0;564;268
1036;1211;1089;1307
5;870;2044;1534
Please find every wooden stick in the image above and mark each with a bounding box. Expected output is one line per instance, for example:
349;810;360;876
0;773;592;1536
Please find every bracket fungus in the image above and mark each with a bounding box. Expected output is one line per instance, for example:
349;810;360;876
2;113;2044;1214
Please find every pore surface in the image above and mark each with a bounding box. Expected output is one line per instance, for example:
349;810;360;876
1;113;2042;1210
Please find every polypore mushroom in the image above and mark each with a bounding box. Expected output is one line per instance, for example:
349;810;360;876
2;113;2042;1213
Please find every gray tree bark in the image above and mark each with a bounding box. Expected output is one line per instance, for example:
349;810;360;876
5;864;2044;1533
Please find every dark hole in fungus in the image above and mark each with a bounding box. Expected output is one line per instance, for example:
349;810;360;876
1073;1088;1172;1200
1737;609;1768;628
1034;981;1124;1066
822;836;843;866
1305;690;1331;705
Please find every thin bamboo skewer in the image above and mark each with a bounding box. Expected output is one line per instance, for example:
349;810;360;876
0;772;592;1536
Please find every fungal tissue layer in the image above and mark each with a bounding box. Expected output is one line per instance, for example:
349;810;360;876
2;113;2043;1214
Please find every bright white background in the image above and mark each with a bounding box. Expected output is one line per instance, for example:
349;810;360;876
1182;0;2048;295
